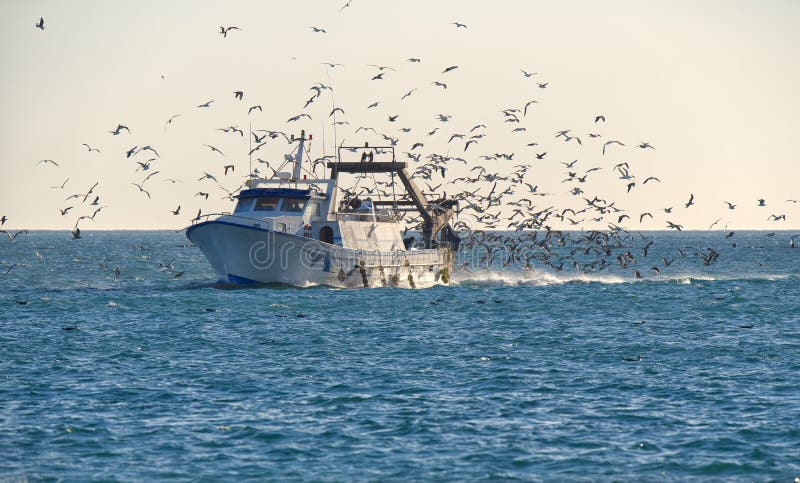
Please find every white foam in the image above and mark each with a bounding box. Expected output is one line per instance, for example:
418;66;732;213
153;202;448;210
451;267;626;287
451;268;792;287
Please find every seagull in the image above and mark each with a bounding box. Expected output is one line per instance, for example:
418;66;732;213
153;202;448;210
197;99;214;108
233;90;244;100
164;114;181;130
523;100;538;116
36;159;59;167
82;181;99;202
195;192;209;199
203;144;224;156
442;65;459;73
219;26;240;38
140;145;159;157
59;207;73;216
1;230;27;241
310;26;327;33
109;124;130;135
594;115;605;123
401;89;416;100
602;140;625;155
223;165;235;175
520;69;537;78
198;172;217;182
0;215;6;225
171;205;181;215
432;81;447;89
287;113;312;122
684;193;695;208
131;183;151;199
248;105;262;115
637;142;655;150
537;82;548;89
451;22;467;28
82;143;101;153
643;176;660;184
757;198;766;207
36;17;45;30
666;221;683;231
141;172;159;185
723;201;736;210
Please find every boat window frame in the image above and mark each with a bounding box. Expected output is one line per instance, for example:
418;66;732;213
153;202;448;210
309;201;322;217
281;198;307;213
253;196;282;212
234;198;256;213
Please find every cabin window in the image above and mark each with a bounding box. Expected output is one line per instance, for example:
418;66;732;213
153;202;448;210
282;198;307;213
254;197;280;211
234;198;255;213
310;202;322;217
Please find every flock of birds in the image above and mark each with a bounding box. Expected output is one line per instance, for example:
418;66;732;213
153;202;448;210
2;6;799;283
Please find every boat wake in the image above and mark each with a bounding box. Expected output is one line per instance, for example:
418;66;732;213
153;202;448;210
451;267;794;287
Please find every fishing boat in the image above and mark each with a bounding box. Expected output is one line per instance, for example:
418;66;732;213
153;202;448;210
186;131;459;287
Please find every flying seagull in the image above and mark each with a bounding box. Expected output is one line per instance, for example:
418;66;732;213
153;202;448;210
131;183;151;199
219;26;240;38
602;140;625;155
203;144;224;156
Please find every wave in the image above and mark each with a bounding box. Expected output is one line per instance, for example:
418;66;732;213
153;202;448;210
451;267;794;287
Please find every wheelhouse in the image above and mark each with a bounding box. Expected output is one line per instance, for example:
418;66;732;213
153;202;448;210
234;188;313;216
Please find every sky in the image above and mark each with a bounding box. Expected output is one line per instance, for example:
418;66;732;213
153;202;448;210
1;0;799;230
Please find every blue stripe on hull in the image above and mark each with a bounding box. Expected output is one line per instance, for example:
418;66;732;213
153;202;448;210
227;274;261;285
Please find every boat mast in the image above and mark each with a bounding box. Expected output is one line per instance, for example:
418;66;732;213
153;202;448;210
292;130;309;180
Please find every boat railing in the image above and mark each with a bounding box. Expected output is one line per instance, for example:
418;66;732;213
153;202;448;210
324;244;450;270
334;206;401;223
190;213;274;230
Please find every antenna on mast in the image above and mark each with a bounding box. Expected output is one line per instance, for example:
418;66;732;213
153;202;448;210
248;121;253;179
324;65;338;161
292;130;311;180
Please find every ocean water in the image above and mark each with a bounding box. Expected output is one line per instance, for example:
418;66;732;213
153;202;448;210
1;231;799;480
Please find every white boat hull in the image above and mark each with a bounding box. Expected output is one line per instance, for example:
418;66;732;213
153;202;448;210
186;220;452;288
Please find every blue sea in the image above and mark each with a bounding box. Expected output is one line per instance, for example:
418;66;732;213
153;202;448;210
1;231;799;481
